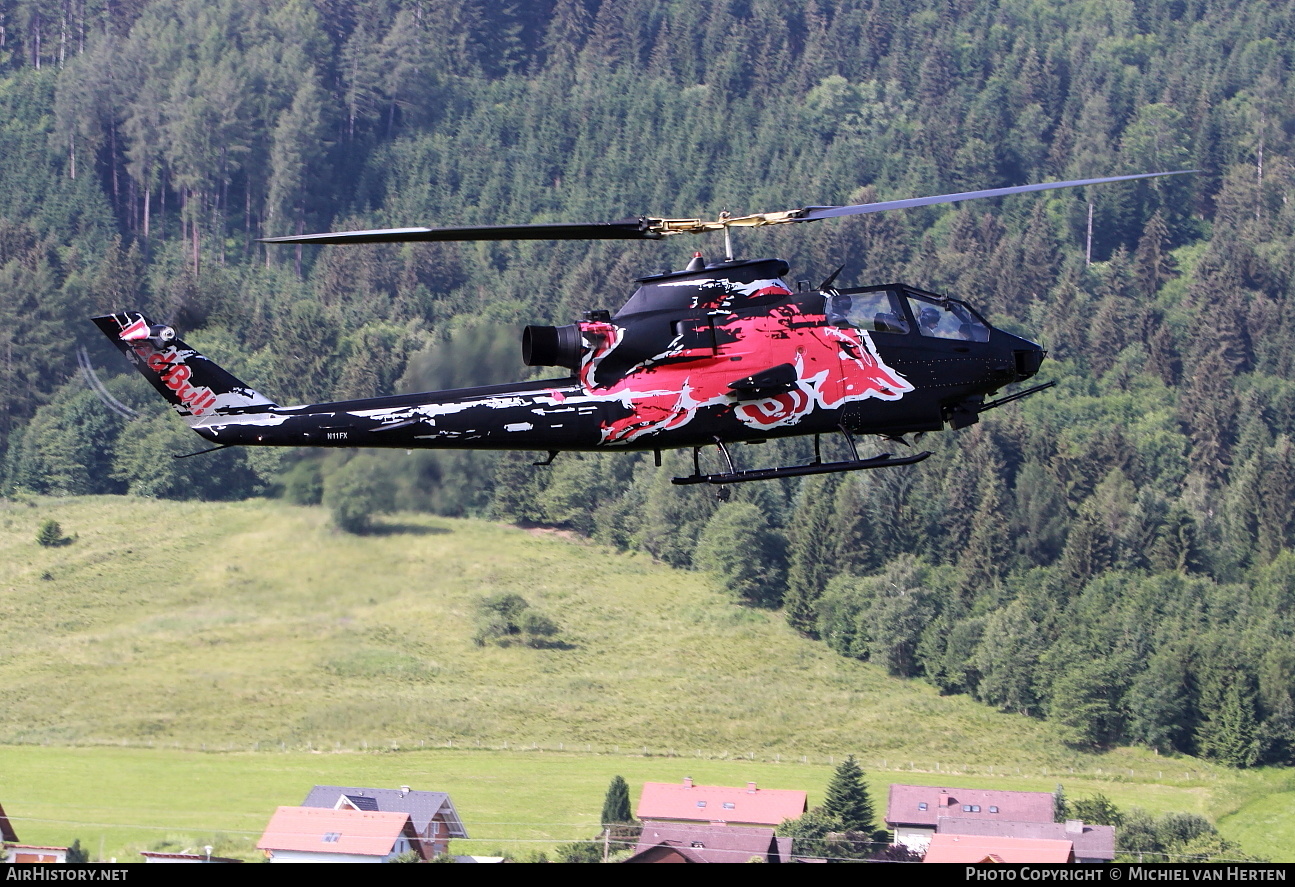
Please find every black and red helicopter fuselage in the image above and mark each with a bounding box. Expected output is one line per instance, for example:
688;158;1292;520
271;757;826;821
95;172;1190;486
94;255;1044;485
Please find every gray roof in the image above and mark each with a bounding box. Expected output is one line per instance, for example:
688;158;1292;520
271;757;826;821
886;784;1055;827
0;802;17;844
300;786;468;838
630;822;793;864
936;817;1116;861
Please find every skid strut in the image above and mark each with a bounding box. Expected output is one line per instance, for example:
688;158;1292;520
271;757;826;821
673;427;932;486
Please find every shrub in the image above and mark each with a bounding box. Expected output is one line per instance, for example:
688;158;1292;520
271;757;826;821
472;593;561;648
36;519;69;547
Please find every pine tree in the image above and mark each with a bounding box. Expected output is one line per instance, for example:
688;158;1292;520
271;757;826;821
822;755;875;835
784;475;842;634
65;840;89;864
1196;676;1261;768
36;519;66;547
601;775;633;827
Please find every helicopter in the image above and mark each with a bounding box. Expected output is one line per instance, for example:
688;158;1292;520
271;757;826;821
93;170;1190;489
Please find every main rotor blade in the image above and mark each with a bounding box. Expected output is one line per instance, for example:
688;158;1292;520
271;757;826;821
794;170;1197;222
260;170;1197;246
258;217;658;245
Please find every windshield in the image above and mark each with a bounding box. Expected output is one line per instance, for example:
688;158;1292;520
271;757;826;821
824;288;910;334
908;295;989;342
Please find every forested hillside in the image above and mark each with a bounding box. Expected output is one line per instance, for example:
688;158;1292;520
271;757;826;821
2;0;1294;767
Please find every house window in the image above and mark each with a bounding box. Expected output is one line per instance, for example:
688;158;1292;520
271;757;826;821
989;806;999;813
962;805;972;812
691;842;705;849
972;806;981;812
918;802;927;811
697;801;707;808
322;832;341;843
723;802;735;809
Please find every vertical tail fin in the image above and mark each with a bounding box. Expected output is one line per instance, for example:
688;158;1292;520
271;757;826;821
92;312;276;425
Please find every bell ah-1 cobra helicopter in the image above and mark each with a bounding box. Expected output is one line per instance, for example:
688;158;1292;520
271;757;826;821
94;170;1190;489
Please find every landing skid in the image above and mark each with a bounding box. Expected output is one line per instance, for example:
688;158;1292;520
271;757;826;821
671;451;932;485
672;428;932;486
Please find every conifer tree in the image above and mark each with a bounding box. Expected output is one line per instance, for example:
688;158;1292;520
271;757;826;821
784;475;842;634
1053;784;1068;823
601;775;633;827
1196;676;1261;767
822;755;875;835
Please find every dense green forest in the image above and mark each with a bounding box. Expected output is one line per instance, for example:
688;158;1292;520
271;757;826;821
2;0;1295;768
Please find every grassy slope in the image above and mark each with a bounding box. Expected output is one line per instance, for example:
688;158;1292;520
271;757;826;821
0;496;1289;860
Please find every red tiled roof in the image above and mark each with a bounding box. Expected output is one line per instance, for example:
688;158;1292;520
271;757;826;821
256;806;416;857
923;834;1074;864
937;817;1115;861
638;780;807;826
886;784;1055;827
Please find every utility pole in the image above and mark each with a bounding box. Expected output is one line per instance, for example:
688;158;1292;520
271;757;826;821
1085;201;1094;266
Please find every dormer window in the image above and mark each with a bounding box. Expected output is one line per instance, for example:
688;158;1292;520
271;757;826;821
989;806;999;813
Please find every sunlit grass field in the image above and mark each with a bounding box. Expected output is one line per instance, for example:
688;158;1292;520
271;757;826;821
1;496;1290;861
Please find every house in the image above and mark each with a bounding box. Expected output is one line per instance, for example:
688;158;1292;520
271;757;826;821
923;833;1075;864
257;806;427;863
626;823;794;863
937;817;1115;863
886;784;1056;851
637;778;807;827
4;845;69;863
139;851;244;863
300;784;467;858
0;802;17;844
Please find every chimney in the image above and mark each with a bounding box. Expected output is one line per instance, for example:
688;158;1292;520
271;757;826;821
683;777;693;788
400;785;411;795
747;782;757;793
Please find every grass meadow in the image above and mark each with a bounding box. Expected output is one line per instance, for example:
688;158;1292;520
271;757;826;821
1;496;1291;861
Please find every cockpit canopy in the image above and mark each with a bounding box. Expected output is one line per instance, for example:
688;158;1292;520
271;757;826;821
825;285;990;343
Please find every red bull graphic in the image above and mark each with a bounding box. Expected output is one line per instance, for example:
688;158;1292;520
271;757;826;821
137;346;220;417
570;287;913;444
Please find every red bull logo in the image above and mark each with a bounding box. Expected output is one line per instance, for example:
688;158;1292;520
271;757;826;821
140;347;219;417
570;293;912;443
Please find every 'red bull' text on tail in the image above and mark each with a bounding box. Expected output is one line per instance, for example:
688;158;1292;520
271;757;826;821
92;312;276;427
